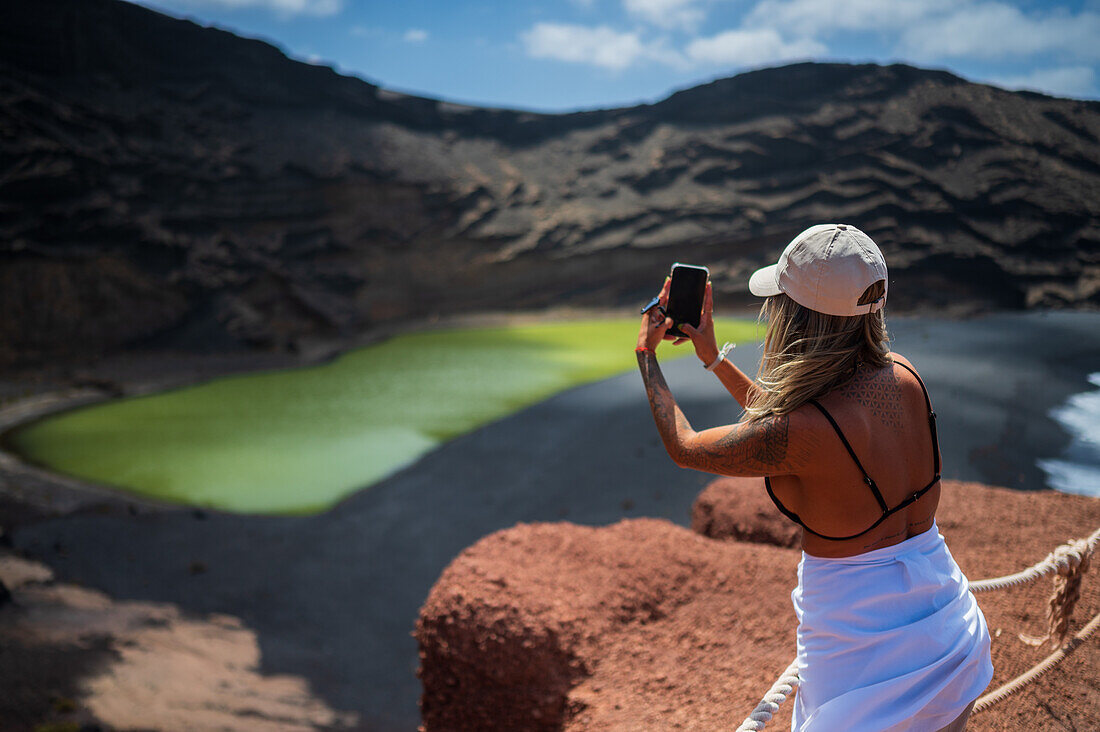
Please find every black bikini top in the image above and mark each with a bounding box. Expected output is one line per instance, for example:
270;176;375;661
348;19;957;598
764;360;941;542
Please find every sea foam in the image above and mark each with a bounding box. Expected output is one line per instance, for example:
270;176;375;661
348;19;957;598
1038;372;1100;497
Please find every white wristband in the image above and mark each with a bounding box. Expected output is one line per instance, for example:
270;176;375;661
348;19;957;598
704;342;735;372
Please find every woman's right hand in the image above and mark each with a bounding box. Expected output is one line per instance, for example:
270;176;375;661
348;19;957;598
679;281;719;366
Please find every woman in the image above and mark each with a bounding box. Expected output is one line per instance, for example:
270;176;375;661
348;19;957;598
635;224;993;731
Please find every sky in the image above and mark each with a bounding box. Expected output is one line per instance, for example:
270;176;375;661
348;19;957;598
131;0;1100;112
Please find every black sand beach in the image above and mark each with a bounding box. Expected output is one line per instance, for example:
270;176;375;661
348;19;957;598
4;310;1100;729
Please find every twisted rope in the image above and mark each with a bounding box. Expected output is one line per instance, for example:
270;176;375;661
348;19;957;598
973;608;1100;713
1017;537;1093;648
739;527;1100;730
1048;539;1092;645
969;527;1100;593
735;659;801;732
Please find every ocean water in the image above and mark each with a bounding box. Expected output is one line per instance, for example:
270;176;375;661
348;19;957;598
1037;372;1100;497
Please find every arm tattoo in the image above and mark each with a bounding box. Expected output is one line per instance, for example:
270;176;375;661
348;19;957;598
689;415;822;475
638;350;693;458
693;417;790;473
638;351;818;476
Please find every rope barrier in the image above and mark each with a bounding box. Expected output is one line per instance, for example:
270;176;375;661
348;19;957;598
735;659;801;732
739;527;1099;730
969;527;1100;593
973;608;1100;713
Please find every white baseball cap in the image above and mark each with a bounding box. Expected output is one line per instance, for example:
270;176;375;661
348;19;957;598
747;223;888;316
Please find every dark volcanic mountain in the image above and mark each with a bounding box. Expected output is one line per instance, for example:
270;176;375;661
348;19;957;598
3;0;1099;368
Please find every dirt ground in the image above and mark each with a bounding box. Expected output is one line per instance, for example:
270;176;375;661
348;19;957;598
417;480;1100;731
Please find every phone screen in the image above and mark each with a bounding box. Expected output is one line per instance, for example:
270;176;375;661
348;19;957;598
666;264;708;338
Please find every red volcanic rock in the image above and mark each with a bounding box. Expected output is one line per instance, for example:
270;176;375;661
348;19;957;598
416;519;799;730
692;476;800;548
417;481;1100;731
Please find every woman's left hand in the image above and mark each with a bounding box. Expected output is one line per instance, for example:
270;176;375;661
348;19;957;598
637;277;688;351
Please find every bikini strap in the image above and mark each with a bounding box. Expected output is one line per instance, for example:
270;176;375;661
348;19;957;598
806;398;889;513
892;360;941;478
765;475;892;541
764;360;943;543
764;476;808;529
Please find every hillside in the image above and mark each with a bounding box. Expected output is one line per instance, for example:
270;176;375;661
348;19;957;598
2;0;1099;367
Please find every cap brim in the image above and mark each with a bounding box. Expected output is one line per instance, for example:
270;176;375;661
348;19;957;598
748;264;781;297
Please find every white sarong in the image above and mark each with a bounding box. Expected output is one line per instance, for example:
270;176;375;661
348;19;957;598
791;521;993;731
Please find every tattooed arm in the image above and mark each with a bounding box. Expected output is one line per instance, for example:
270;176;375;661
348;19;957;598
637;349;824;476
636;277;822;476
637;349;696;465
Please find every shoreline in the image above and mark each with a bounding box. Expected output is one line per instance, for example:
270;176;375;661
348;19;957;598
0;303;1005;527
0;305;747;522
2;307;1098;528
0;300;1000;400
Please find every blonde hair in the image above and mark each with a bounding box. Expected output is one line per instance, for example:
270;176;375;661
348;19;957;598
744;280;892;423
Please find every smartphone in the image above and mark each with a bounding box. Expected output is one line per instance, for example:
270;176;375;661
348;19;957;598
666;263;709;338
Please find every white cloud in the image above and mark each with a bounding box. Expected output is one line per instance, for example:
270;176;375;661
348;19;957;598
745;0;955;36
623;0;707;31
519;0;1099;91
686;28;826;66
521;20;829;72
521;23;651;70
900;3;1100;62
989;66;1096;98
742;0;1100;70
403;28;428;43
146;0;343;18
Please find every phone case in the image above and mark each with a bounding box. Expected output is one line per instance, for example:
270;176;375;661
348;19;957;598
666;263;709;338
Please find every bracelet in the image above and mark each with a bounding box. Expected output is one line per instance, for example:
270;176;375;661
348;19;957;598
635;346;653;354
704;342;735;371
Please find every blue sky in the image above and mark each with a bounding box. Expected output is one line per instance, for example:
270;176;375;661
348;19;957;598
132;0;1100;111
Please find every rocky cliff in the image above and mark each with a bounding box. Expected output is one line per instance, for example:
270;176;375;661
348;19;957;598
3;0;1099;368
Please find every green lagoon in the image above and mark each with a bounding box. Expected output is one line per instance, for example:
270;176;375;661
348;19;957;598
7;318;760;514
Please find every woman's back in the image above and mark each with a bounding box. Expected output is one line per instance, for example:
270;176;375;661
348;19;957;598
636;222;993;729
766;351;943;559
